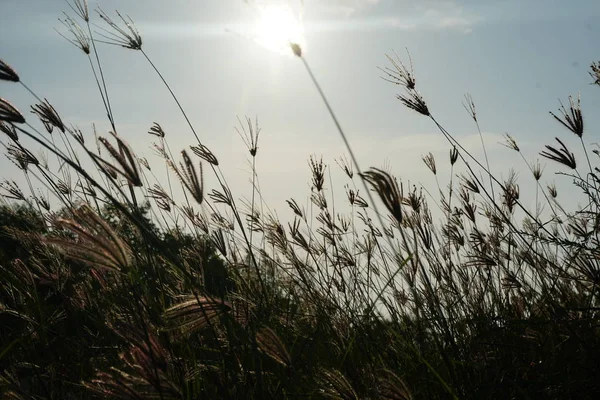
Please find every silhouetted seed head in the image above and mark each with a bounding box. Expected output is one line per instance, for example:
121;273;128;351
547;183;558;198
463;93;477;122
403;185;423;213
380;49;416;90
501;170;520;214
190;144;219;166
0;98;25;124
361;168;403;224
416;221;433;250
68;125;84;144
147;184;172;212
235;115;260;157
422;152;436;175
463;200;477;223
211;229;227;256
502;133;520;152
35;192;51;211
335;155;353;178
94;134;142;186
286;198;304;218
5;143;39;170
397;90;429;116
96;8;142;50
540;137;577;169
0;60;19;82
345;185;368;208
309;155;326;192
550;94;583;137
209;186;233;207
532;159;543;181
66;0;89;22
311;191;328;210
247;211;264;233
57;14;90;54
460;174;479;193
148;122;165;137
0;121;18;141
31;99;65;134
170;150;204;205
56;179;71;195
590;62;600;86
138;156;150;171
211;212;234;230
450;146;459;165
0;180;25;200
290;42;302;57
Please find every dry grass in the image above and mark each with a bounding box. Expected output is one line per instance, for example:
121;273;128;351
1;2;600;399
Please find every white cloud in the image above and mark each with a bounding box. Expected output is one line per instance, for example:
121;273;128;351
310;0;381;17
307;0;482;33
422;2;483;34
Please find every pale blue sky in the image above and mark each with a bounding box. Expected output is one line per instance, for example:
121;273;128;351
1;0;599;217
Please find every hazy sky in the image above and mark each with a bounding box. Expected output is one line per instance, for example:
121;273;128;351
1;0;599;219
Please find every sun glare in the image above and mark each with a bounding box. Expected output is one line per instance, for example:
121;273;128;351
254;5;305;56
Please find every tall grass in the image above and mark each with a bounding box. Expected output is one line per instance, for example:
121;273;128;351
1;2;600;399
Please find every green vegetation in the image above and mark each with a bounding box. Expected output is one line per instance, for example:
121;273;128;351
1;2;600;399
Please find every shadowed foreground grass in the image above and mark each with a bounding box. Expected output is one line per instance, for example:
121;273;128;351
1;2;600;399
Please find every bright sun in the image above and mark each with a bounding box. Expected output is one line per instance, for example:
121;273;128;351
254;5;305;56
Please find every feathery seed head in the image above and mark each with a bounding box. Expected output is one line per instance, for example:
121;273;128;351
0;60;19;82
0;98;25;124
235;115;260;157
148;122;165;138
450;146;459;165
256;327;291;367
547;183;558;198
0;121;18;141
550;94;583;137
422;152;436;175
96;8;142;50
345;185;368;208
532;159;543;181
190;143;219;166
309;155;326;192
0;180;25;200
590;61;600;86
286;198;304;218
502;133;520;152
398;90;429;116
31;99;65;134
170;150;204;204
463;93;477;122
93;134;143;186
57;14;90;54
540;137;577;169
336;155;354;178
380;49;416;90
5;143;39;171
361;168;403;224
66;0;89;22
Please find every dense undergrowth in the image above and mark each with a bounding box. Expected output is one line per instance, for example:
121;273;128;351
1;1;600;399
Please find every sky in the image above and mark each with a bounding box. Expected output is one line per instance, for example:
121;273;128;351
1;0;600;223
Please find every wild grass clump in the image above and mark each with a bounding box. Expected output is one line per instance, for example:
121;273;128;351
1;2;600;399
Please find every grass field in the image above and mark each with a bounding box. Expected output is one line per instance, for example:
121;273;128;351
1;1;600;399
